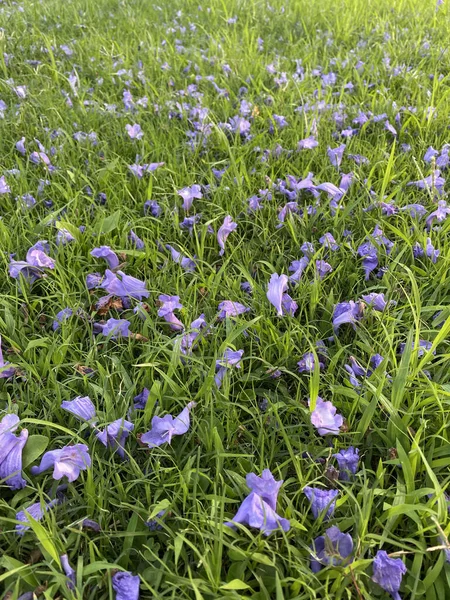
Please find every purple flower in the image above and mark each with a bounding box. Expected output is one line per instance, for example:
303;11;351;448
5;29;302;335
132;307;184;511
0;336;17;378
180;214;202;233
144;200;161;217
0;175;11;194
298;352;323;373
0;414;28;490
128;230;145;249
333;447;360;481
245;469;283;509
166;244;196;272
217;215;237;256
134;388;149;410
129;162;164;178
225;491;290;536
16;137;26;155
289;257;310;283
215;348;244;387
385;120;397;136
56;228;75;246
157;294;184;330
61;396;97;422
141;402;195;447
408;170;445;195
15;498;59;535
426;201;450;229
94;318;131;339
362;292;396;311
9;242;55;284
332;301;364;330
303;486;339;520
112;571;140;600
82;519;101;531
320;233;339;251
278;201;300;224
399;340;434;357
267;273;288;316
180;314;207;354
426;237;440;263
228;116;251;136
60;554;76;589
86;273;103;289
101;270;149;300
281;293;298;316
177;184;202;211
309;396;343;436
357;242;378;280
327;144;346;169
91;246;120;269
401;204;427;219
126;123;144;140
96;418;134;458
218;301;250;319
297;136;318;150
311;526;353;572
372;551;406;600
371;225;393;254
30;444;91;482
52;308;74;330
316;260;333;279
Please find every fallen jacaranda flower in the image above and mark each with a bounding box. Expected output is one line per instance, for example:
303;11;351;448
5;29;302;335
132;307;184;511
309;396;343;436
311;525;353;572
316;260;333;279
426;237;440;263
134;388;149;410
298;352;324;373
303;486;339;520
112;571;140;600
9;241;55;284
0;336;17;378
166;244;196;272
332;301;364;330
96;418;134;458
289;257;310;283
178;184;202;211
180;314;207;355
267;273;288;316
327;144;346;168
372;550;407;600
141;402;196;447
126;123;144;140
215;348;244;388
101;270;149;300
218;301;250;319
362;292;396;311
16;498;59;535
157;294;184;330
0;413;28;489
31;444;91;482
128;230;145;249
60;554;76;590
333;447;360;481
357;242;378;280
399;340;434;357
94;318;131;339
52;307;74;331
61;396;97;422
217;215;237;256
90;246;120;269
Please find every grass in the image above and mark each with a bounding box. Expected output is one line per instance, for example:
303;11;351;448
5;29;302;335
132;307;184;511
1;0;450;597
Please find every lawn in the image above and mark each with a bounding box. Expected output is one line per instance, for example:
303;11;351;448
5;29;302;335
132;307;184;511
1;0;450;598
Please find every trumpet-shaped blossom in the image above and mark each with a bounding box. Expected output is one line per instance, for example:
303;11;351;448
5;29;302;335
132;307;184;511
133;388;149;410
218;301;250;319
303;486;339;520
332;301;364;330
126;123;144;140
101;270;149;300
408;170;445;195
362;292;396;311
0;414;28;489
0;336;17;378
217;215;237;256
112;571;140;600
0;175;11;194
281;293;298;315
96;419;134;458
297;352;324;373
166;244;196;272
157;294;184;330
372;551;406;600
357;242;378;280
319;233;339;251
316;260;333;279
52;307;74;330
94;318;131;339
215;348;244;387
61;396;97;422
426;200;450;229
128;230;145;249
297;136;318;150
9;241;55;283
144;200;161;217
180;314;207;354
426;237;440;263
311;526;353;572
309;396;343;436
91;246;120;268
225;491;290;535
327;144;346;168
141;402;196;447
16;498;59;535
177;184;202;211
333;447;360;481
399;340;434;357
31;444;91;482
267;273;288;316
289;257;309;282
246;469;283;509
60;554;76;589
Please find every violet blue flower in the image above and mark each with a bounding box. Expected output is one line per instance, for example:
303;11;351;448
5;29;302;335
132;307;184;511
289;257;310;283
303;486;339;520
16;137;26;155
128;230;145;249
0;336;17;378
399;340;434;357
215;348;244;388
61;396;97;422
357;243;378;280
298;352;324;373
144;200;161;217
372;550;406;600
126;123;144;140
31;444;91;482
180;314;207;354
426;201;450;229
94;318;131;339
267;273;288;316
96;418;134;458
217;215;237;256
281;293;298;315
311;526;353;572
426;237;440;263
134;388;149;410
9;242;55;283
157;294;184;330
0;175;11;194
166;244;196;272
60;554;76;589
218;301;250;319
224;491;290;536
327;144;346;168
52;308;74;330
90;246;120;269
16;498;59;535
86;273;103;289
309;396;343;436
316;260;333;279
56;229;75;246
101;270;149;300
400;204;427;219
177;184;202;211
0;414;28;489
297;136;318;150
362;292;396;311
332;301;364;330
112;571;140;600
333;447;360;481
141;402;196;447
320;233;339;251
408;170;445;195
180;214;202;233
245;469;283;509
